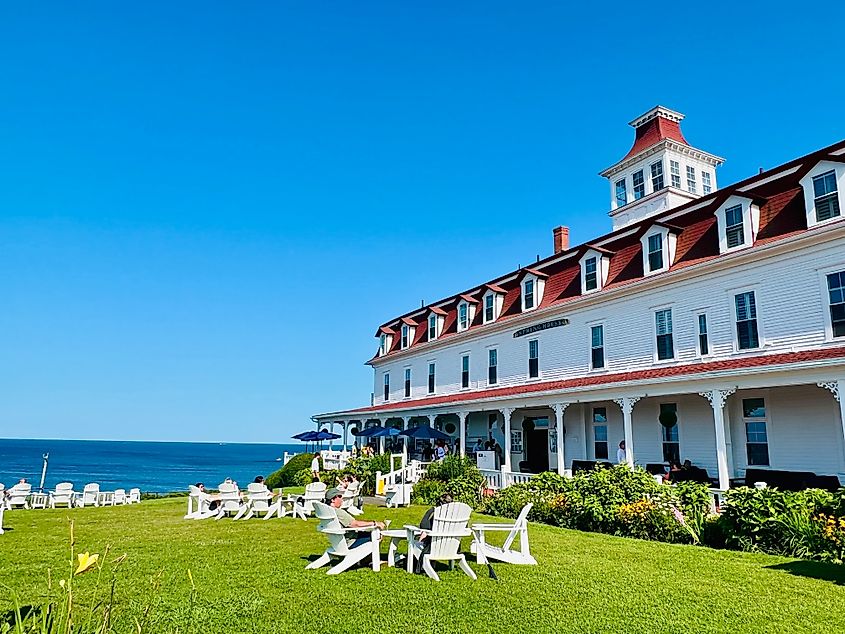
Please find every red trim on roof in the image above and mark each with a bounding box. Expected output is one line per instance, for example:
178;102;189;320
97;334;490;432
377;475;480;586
459;293;480;304
483;283;507;294
348;346;845;414
521;267;548;279
623;116;688;160
430;306;448;316
400;317;418;327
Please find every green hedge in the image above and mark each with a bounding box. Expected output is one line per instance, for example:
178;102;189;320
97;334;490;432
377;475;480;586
411;456;485;507
266;453;315;490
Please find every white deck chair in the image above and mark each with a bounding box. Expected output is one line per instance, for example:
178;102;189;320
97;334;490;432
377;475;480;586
50;483;76;509
340;481;363;516
214;482;243;519
127;488;141;504
405;502;476;581
184;485;215;519
235;483;273;520
78;483;100;508
7;483;32;510
0;503;4;535
305;502;377;575
113;489;127;505
299;482;328;517
471;502;536;565
0;484;5;511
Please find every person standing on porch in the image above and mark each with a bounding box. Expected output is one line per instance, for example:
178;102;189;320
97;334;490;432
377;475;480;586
616;440;626;464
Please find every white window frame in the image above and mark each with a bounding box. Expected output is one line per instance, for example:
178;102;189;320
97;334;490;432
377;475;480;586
740;392;771;468
652;303;676;363
817;264;845;341
670;160;681;188
428;314;437;341
400;324;410;349
650;160;664;192
579;249;608;295
726;284;764;353
457;302;469;332
528;338;540;380
588;320;607;371
487;347;498;386
483;292;498;324
640;225;676;276
379;333;387;356
695;310;711;358
403;366;412;399
657;402;681;464
615;178;627;209
383;372;390;402
799;161;845;228
714;195;760;254
427;361;436;395
702;171;712;195
522;277;536;312
686;165;697;194
632;169;645;200
592;406;609;461
460;353;471;390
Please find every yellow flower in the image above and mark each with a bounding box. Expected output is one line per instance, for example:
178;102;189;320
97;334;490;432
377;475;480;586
74;552;99;575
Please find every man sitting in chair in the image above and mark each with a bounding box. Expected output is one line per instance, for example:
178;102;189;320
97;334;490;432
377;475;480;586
326;488;384;545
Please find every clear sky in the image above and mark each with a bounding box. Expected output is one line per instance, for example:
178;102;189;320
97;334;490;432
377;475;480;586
1;2;843;442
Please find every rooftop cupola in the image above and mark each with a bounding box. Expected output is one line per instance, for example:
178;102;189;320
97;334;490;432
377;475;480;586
600;106;725;230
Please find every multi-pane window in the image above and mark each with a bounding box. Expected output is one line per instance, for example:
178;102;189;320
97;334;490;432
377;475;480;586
660;403;680;464
404;368;411;398
686;166;697;193
401;324;410;348
702;171;712;195
697;313;709;356
461;354;470;389
383;373;390;401
524;279;535;310
633;170;645;199
379;333;387;356
593;407;608;460
647;234;663;272
725;204;745;249
813;170;841;222
484;294;495;323
584;257;598;291
735;291;759;350
528;339;539;378
591;324;605;369
488;349;498;385
743;397;769;466
615;179;627;207
428;362;436;394
827;271;845;338
670;160;681;188
458;303;468;331
650;160;664;191
428;314;437;340
655;308;674;360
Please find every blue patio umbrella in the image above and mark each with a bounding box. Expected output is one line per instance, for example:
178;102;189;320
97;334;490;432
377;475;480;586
352;426;384;437
399;425;451;441
369;426;401;438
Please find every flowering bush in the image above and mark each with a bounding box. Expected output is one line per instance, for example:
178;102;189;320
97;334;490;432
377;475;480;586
411;456;485;507
816;514;845;563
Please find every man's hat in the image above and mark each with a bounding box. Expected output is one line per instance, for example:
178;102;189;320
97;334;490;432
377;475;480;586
325;487;344;501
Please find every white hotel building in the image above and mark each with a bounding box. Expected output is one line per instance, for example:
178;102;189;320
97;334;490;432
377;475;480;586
314;106;845;490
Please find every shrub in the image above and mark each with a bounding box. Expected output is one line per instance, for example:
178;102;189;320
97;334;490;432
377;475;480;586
412;456;485;508
411;479;447;505
266;453;315;489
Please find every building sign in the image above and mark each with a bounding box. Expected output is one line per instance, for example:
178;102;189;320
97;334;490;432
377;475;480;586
513;319;569;338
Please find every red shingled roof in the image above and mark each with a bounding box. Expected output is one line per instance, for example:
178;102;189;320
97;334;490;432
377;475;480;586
344;346;845;415
623;115;688;160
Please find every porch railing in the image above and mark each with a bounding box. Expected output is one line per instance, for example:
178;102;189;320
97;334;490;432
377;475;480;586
481;469;535;490
376;454;428;494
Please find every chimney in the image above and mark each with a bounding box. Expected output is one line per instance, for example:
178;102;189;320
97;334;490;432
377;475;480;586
553;226;569;254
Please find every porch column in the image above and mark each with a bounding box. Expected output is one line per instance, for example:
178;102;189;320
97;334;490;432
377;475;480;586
699;388;736;491
818;380;845;462
552;403;570;476
501;407;514;472
402;416;412;468
613;396;642;468
342;421;349;451
329;422;335;450
457;411;468;457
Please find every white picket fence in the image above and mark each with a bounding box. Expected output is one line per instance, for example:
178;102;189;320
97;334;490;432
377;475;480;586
480;469;535;490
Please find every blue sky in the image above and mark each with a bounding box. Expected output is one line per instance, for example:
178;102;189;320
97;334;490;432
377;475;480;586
1;2;843;442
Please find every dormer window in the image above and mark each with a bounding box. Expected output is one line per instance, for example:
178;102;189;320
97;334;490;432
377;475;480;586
484;293;495;323
640;225;677;276
799;162;844;227
715;196;760;254
458;302;469;331
632;170;645;200
523;279;535;310
379;333;387;356
401;324;410;349
428;314;437;340
650;160;664;191
813;171;840;222
647;234;663;271
615;179;627;208
584;257;598;291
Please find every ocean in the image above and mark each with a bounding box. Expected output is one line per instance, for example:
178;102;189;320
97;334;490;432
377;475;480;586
0;439;307;493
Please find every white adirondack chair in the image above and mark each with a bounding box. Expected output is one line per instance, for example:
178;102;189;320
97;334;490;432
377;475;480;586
77;483;100;508
184;485;215;519
113;489;127;505
214;482;243;519
340;481;363;516
0;503;4;534
0;484;5;510
50;483;76;508
235;483;274;520
405;502;476;581
127;488;141;504
7;483;32;510
299;482;327;517
305;502;377;575
471;502;536;565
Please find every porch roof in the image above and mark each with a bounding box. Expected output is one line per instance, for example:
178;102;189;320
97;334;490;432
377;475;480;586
316;345;845;419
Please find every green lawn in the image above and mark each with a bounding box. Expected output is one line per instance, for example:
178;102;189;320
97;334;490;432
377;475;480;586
1;499;843;633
